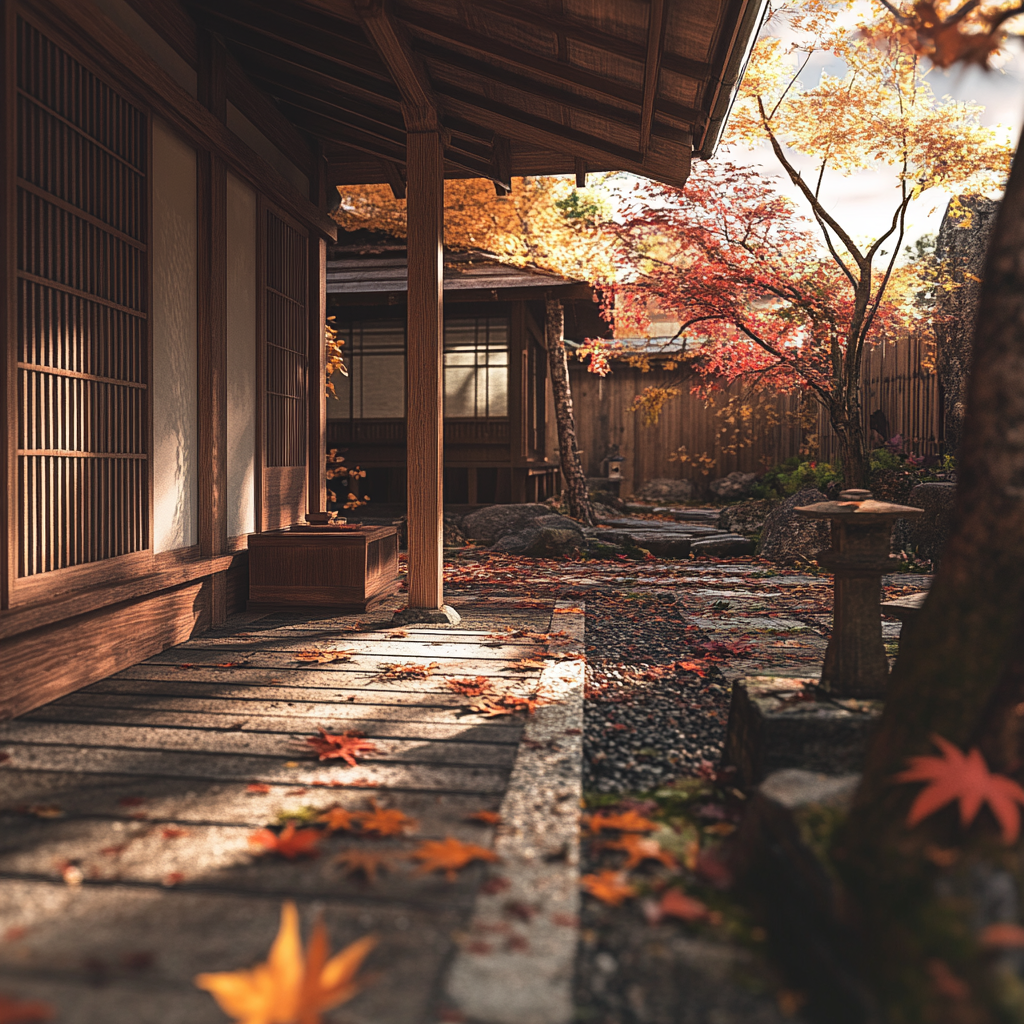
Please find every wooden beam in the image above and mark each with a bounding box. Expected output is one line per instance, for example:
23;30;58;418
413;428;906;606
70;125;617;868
640;0;667;155
575;157;587;188
381;159;406;199
355;0;442;133
1;0;13;610
197;29;227;122
405;131;444;611
492;134;511;195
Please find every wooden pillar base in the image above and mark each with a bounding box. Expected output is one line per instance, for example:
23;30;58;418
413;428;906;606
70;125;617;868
820;570;889;697
392;604;461;625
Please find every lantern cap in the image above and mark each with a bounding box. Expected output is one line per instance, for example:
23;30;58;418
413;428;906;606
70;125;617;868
795;489;924;520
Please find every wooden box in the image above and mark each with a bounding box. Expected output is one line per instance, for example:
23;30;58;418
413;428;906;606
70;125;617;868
247;526;400;611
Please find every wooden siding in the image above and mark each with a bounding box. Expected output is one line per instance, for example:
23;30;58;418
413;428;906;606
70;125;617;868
570;333;941;495
15;16;150;578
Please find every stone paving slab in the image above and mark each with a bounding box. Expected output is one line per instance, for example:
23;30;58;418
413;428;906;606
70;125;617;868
0;600;585;1024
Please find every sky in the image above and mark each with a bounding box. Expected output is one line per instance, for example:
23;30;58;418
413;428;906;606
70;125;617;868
721;26;1024;251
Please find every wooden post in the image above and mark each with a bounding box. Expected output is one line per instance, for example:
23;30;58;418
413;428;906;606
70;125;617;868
308;145;327;515
397;131;459;624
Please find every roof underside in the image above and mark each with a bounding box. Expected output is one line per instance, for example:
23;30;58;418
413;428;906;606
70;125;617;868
185;0;764;190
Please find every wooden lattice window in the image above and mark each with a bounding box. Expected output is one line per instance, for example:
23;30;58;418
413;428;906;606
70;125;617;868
264;210;307;467
16;19;149;578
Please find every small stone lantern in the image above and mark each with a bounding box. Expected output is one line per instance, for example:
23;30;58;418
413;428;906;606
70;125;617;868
795;489;924;698
604;445;624;481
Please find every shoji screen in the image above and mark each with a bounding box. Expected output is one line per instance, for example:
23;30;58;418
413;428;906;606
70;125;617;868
15;18;149;582
261;207;307;529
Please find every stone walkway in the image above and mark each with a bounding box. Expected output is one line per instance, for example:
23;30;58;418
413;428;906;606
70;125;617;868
0;597;585;1024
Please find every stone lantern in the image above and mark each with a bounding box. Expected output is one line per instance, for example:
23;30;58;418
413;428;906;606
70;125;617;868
795;488;924;697
603;445;624;482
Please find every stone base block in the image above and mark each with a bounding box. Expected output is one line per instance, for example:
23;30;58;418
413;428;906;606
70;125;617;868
722;677;882;786
391;604;462;625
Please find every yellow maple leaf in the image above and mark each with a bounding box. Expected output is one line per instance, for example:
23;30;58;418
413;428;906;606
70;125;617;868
195;901;375;1024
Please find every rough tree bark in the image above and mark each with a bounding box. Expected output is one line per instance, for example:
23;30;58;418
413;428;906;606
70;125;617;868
835;150;1024;1021
935;195;999;459
545;299;594;526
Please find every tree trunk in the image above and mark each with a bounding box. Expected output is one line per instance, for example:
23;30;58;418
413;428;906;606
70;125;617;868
835;146;1024;1021
934;195;999;459
828;395;870;489
545;299;594;526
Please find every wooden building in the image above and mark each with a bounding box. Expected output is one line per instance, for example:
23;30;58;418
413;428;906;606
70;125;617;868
326;233;609;506
1;0;767;715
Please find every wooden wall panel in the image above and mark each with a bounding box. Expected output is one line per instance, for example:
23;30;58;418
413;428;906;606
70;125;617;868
570;333;941;494
0;577;209;720
14;16;149;580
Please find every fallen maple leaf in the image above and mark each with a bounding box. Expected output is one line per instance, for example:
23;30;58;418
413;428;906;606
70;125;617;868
509;658;548;671
445;676;493;697
317;807;358;833
411;837;500;880
587;810;658;834
648;888;709;924
195;901;376;1024
0;994;54;1022
304;728;379;768
295;649;353;665
354;799;417;837
246;783;272;795
581;870;636;906
249;824;322;861
606;834;677;870
379;662;439;680
334;849;393;883
894;734;1024;844
161;826;190;840
980;922;1024;948
466;811;502;825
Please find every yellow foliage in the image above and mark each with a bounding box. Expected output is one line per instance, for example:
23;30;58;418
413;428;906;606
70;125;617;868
334;177;615;284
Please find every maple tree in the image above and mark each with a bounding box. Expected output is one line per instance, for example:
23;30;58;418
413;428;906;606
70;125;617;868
303;729;378;768
587;0;1010;487
410;837;500;881
195;901;376;1024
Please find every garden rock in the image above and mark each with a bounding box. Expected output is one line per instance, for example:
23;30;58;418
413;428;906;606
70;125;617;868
462;503;552;545
894;481;956;562
635;478;695;502
691;534;756;557
717;498;776;537
490;514;585;556
444;514;467;547
757;488;831;564
708;471;759;501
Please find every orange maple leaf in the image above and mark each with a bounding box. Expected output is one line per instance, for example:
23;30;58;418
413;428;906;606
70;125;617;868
653;888;709;923
334;849;393;883
295;649;353;664
445;676;493;697
606;834;677;870
195;901;375;1024
304;729;379;768
0;994;54;1023
980;922;1024;948
894;734;1024;844
411;837;500;880
465;810;502;825
587;810;658;834
379;662;439;680
317;807;358;833
581;870;636;906
249;824;322;861
354;799;417;837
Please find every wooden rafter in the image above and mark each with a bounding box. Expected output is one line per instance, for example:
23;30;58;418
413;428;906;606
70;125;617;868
380;159;406;199
355;0;442;134
640;0;667;156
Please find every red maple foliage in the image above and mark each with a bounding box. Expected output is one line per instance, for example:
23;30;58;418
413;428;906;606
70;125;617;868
894;733;1024;844
248;824;322;861
304;728;379;768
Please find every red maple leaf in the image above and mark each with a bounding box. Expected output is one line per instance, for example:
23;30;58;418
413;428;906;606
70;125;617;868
894;733;1024;844
0;993;54;1022
304;728;378;767
248;824;321;860
581;870;636;906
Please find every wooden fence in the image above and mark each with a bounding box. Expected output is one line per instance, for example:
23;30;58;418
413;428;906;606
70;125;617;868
568;332;941;497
